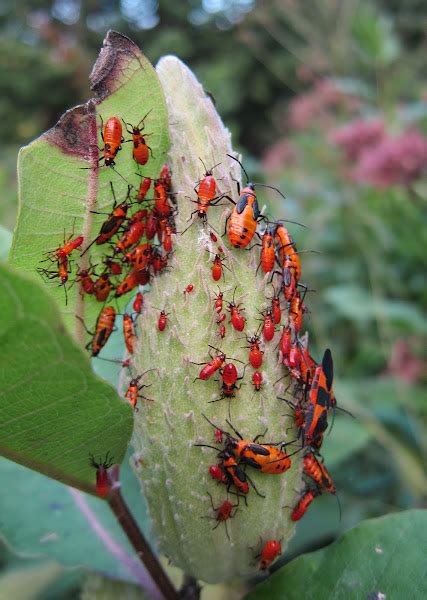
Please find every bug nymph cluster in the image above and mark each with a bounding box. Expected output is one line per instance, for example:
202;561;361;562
36;54;343;584
37;112;177;414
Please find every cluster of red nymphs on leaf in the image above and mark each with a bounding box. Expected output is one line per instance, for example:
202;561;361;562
189;155;344;571
37;113;175;411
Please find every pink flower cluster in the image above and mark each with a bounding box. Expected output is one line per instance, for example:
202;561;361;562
329;118;385;161
287;79;360;131
262;140;296;172
352;129;427;188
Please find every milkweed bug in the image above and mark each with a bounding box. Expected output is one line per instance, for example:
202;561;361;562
159;163;172;191
81;306;116;357
257;539;282;570
225;155;287;249
281;259;299;302
196;430;265;499
154;181;172;217
89;451;114;498
286;338;301;371
227;287;246;332
150;248;169;275
211;253;224;282
125;369;155;410
302;349;334;445
184;284;194;295
274;223;296;265
303;452;336;494
261;308;275;342
82;184;132;254
252;371;263;392
245;332;264;369
115;269;150;298
42;225;83;264
136;177;151;202
157;309;169;332
279;325;293;360
103;257;122;276
100;116;124;167
209;363;244;418
123;313;137;355
162;220;174;253
289;291;307;334
218;323;226;339
209;464;228;484
290;488;321;521
114;221;145;255
133;291;144;315
123;243;152;270
203;492;238;540
225;155;263;249
192;347;227;381
221;452;254;496
145;208;158;240
295;342;318;385
38;260;71;305
259;225;276;274
200;415;293;475
271;290;282;325
123;112;153;166
214;288;224;313
93;272;112;302
76;266;96;296
181;160;230;235
214;429;224;444
37;256;70;302
227;430;292;475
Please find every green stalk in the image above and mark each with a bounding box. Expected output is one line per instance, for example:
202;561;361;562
131;56;302;584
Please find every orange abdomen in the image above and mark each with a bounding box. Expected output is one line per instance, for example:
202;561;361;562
123;315;136;354
261;234;275;273
103;117;122;161
228;206;257;248
198;175;216;205
133;136;149;165
92;307;116;356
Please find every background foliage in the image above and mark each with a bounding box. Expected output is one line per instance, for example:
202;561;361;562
1;0;426;597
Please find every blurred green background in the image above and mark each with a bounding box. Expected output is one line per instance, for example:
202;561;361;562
1;0;426;596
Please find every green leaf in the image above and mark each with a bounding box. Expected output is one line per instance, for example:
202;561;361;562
9;31;169;341
324;285;427;333
0;454;150;583
0;264;133;494
0;560;65;600
0;538;79;600
320;415;371;468
81;573;148;600
0;223;12;260
245;510;427;600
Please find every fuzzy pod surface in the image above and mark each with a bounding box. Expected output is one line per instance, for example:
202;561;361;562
131;56;303;584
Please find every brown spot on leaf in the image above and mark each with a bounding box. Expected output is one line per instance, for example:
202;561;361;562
90;30;143;100
44;100;97;161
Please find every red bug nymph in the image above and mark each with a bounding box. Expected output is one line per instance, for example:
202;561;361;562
90;452;114;497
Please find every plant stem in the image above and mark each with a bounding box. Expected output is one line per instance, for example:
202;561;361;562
179;575;201;600
108;486;180;600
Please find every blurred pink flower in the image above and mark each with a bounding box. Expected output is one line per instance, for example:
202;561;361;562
262;139;296;172
330;118;385;161
352;129;427;188
385;338;426;383
287;79;359;131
